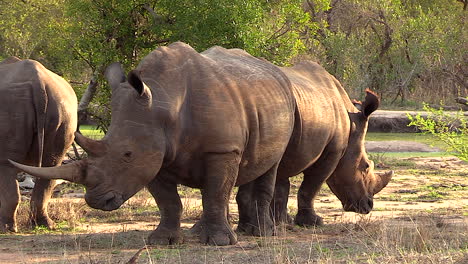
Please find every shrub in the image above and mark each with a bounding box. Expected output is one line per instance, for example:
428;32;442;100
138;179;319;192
407;104;467;161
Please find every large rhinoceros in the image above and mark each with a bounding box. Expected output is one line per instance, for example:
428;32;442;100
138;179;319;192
0;57;77;232
10;42;296;245
236;61;393;231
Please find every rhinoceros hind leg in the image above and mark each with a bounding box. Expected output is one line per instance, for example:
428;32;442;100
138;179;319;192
29;178;57;229
235;181;254;233
236;163;279;237
29;154;63;229
0;166;21;233
271;177;292;224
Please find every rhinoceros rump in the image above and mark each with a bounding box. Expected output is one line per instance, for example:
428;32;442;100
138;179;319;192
11;42;296;246
236;61;393;230
1;57;77;232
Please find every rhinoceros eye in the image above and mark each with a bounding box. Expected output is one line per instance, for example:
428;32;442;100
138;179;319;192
122;151;133;162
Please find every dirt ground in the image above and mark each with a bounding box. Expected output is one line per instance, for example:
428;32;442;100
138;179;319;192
0;142;467;263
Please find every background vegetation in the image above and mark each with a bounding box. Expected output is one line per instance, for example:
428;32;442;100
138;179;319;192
0;0;466;125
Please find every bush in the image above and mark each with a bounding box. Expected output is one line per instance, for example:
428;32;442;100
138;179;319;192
407;104;468;161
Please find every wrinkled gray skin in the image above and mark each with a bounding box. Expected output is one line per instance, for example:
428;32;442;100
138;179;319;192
0;57;77;232
11;42;296;245
236;61;393;230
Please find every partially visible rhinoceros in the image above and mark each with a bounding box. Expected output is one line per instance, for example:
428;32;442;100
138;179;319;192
236;61;393;231
10;42;296;245
0;57;77;232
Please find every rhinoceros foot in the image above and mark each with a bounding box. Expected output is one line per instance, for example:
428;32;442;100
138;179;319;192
189;219;203;235
200;224;237;246
294;209;324;227
273;212;293;225
236;217;274;237
0;220;17;233
148;226;183;245
31;216;55;230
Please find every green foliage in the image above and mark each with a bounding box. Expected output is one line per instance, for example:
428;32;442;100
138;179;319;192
1;0;465;131
407;104;468;161
63;0;314;129
306;0;466;102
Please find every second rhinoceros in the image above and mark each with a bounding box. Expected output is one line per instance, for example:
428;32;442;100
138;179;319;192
10;42;296;245
236;61;393;231
0;57;77;232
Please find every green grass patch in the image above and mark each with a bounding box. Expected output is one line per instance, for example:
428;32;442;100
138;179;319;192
79;125;105;139
366;132;435;142
369;152;452;158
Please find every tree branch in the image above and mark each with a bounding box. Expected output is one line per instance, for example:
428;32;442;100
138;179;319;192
143;3;165;25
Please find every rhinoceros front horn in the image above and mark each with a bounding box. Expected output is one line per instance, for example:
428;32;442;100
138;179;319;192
75;132;106;157
8;159;86;183
373;170;394;194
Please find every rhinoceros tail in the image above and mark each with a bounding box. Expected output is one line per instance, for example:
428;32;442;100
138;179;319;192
31;80;48;167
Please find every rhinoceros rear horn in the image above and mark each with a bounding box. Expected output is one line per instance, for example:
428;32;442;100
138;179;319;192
373;170;394;194
362;89;380;118
8;159;86;183
75;132;106;157
105;62;126;91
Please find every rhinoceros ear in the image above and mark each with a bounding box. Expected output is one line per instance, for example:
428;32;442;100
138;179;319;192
128;70;151;96
352;99;362;111
105;62;126;91
361;89;380;118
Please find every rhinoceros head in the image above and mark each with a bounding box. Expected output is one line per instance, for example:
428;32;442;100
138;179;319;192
10;63;166;211
326;90;393;214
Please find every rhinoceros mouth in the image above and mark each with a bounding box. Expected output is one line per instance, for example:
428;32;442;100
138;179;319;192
343;197;373;214
85;191;125;211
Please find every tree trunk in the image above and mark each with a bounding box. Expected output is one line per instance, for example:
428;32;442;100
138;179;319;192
77;71;99;128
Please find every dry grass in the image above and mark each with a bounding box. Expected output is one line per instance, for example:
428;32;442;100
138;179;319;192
3;155;467;263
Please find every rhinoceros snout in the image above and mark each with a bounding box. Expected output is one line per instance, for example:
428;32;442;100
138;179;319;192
343;197;373;214
85;191;124;211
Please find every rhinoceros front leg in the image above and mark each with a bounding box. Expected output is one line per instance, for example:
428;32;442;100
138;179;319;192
236;163;278;237
295;150;342;227
0;165;21;233
147;174;183;245
199;153;239;245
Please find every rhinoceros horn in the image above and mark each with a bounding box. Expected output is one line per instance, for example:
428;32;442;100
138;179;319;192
75;132;106;157
373;170;394;194
8;159;86;183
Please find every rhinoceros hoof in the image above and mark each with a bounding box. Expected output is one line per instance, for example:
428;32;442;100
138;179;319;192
189;219;204;235
31;216;55;230
274;213;293;225
236;220;274;237
294;211;323;227
236;221;250;233
200;226;237;246
148;227;183;245
0;218;17;233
